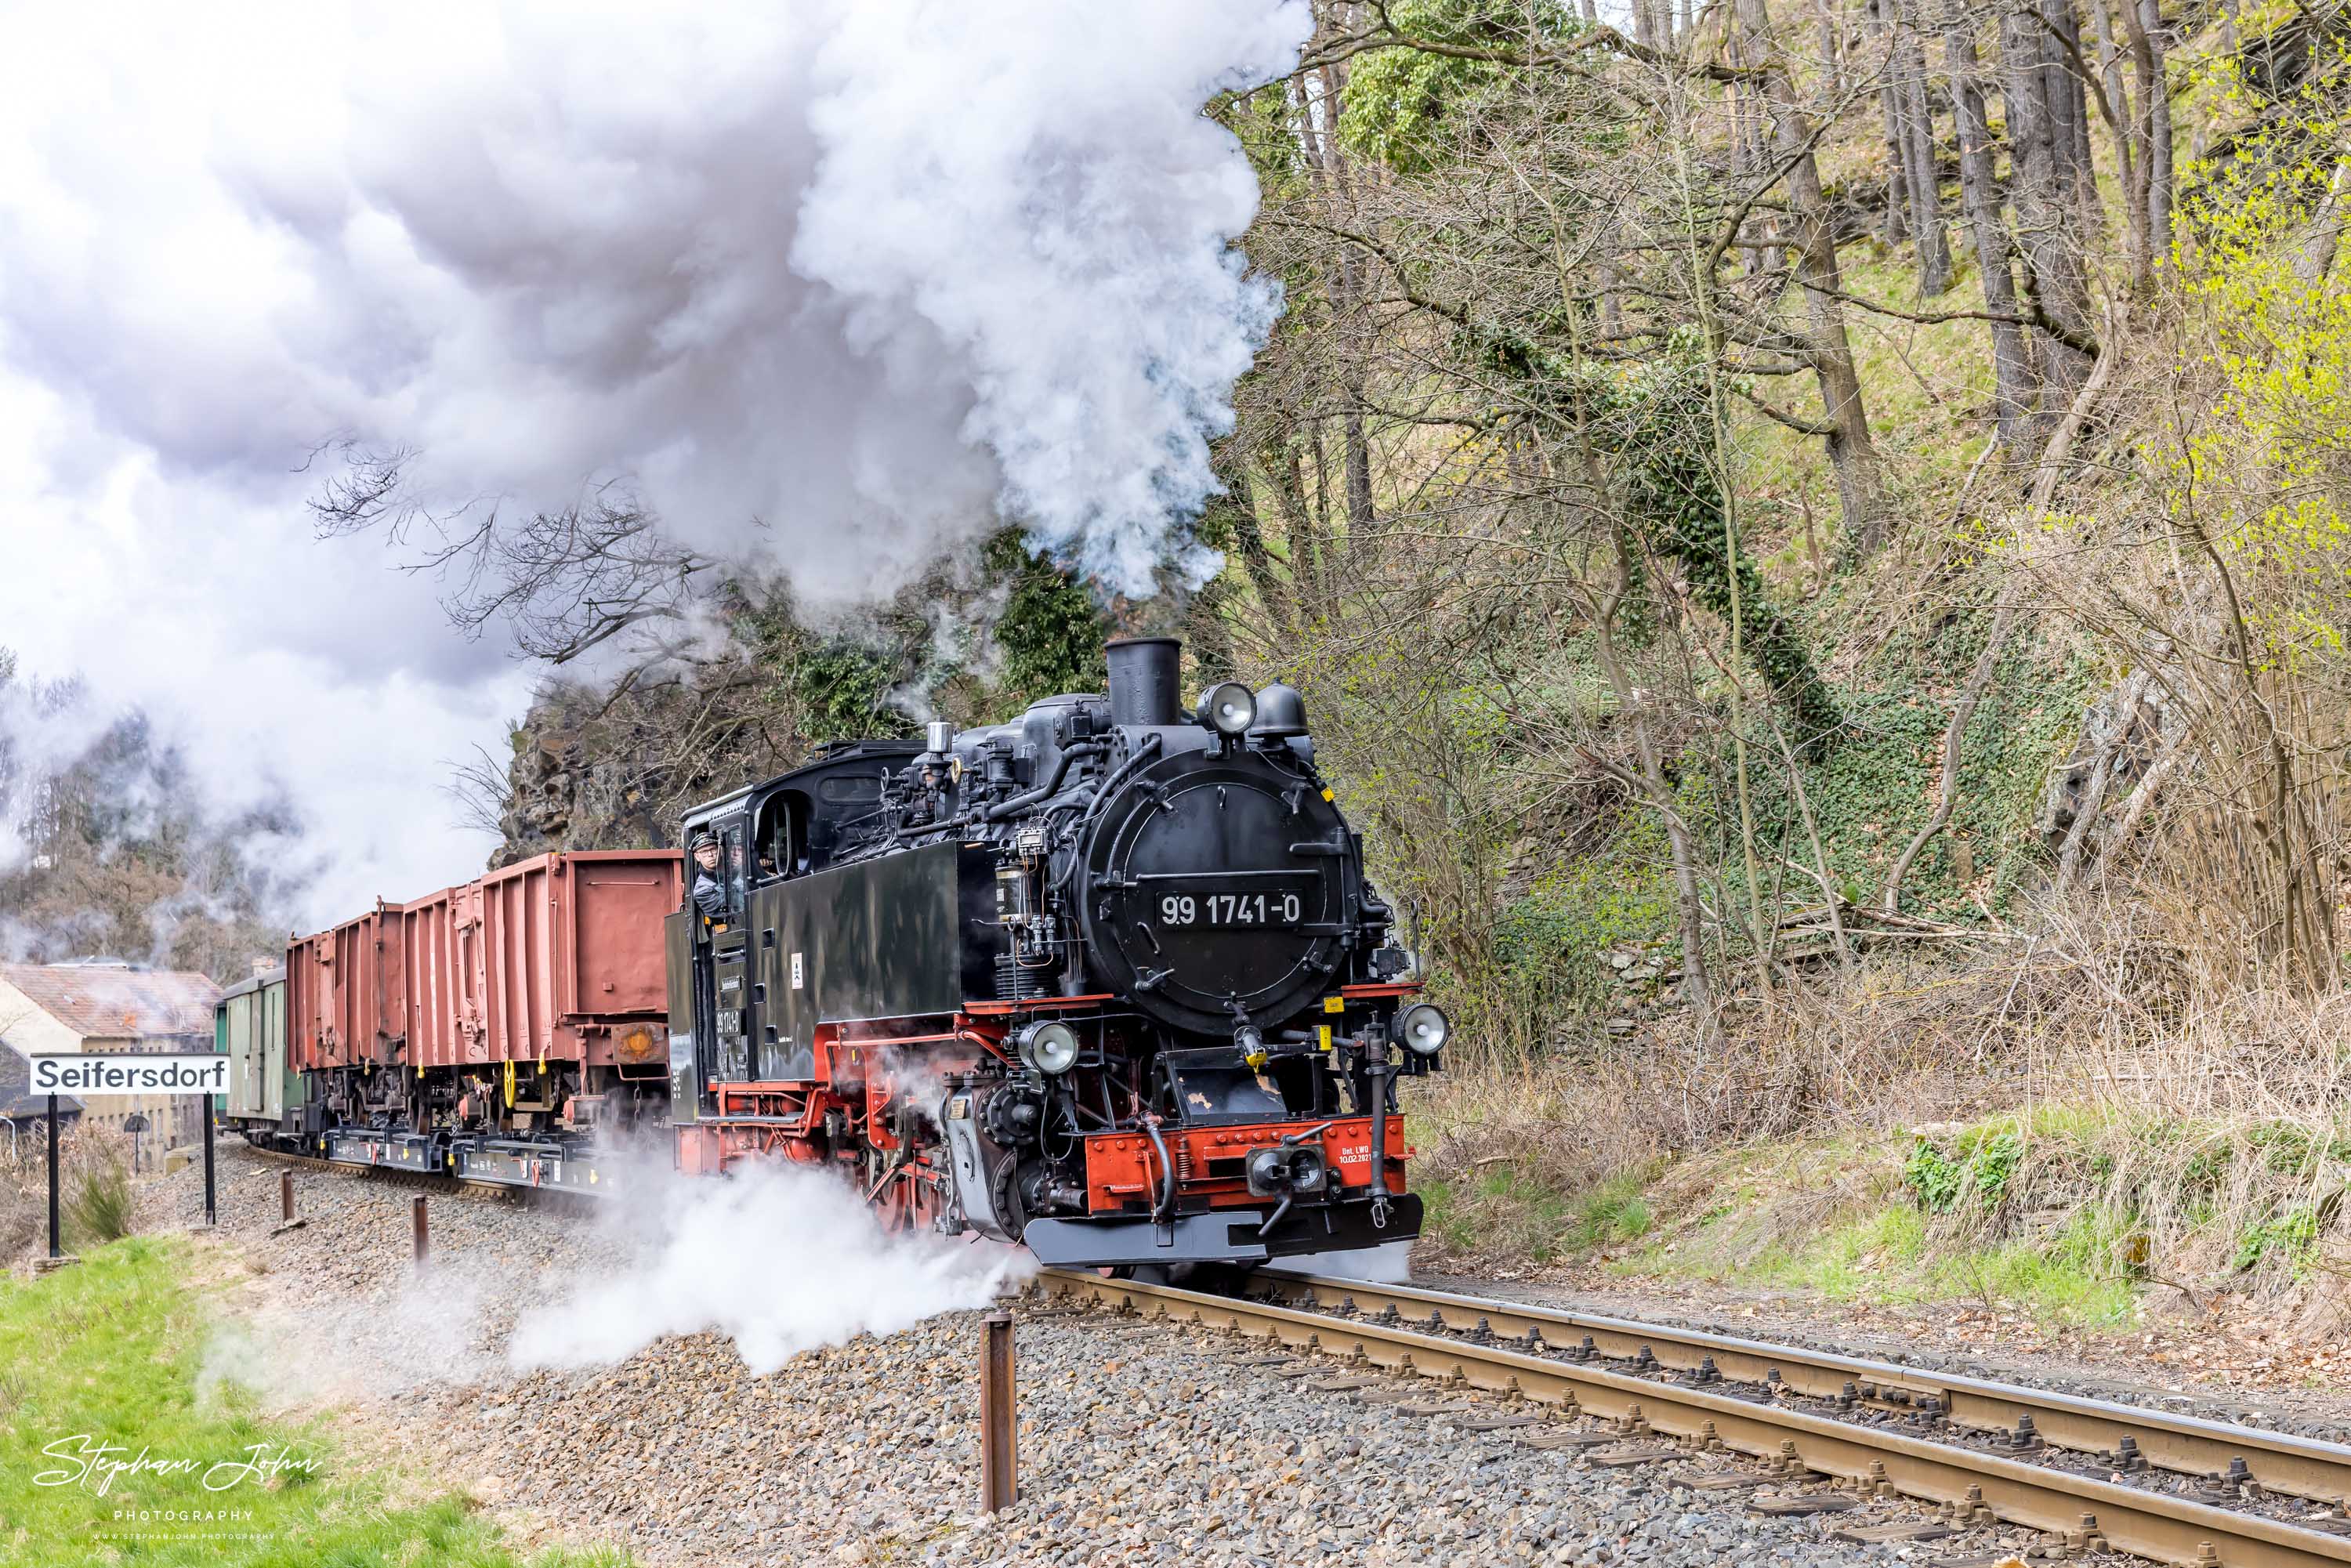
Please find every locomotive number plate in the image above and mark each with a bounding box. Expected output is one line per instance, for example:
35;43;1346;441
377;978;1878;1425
1147;877;1313;929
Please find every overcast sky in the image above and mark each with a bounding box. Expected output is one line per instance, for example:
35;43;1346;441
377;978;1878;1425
0;1;1306;928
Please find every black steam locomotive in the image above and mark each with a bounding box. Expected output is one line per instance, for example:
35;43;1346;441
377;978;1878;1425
664;637;1444;1274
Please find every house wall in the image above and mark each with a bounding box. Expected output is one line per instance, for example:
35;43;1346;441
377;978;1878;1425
0;987;212;1153
0;980;83;1056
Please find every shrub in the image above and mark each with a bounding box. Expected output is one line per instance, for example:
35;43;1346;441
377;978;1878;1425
1903;1140;1965;1214
2234;1204;2322;1274
63;1151;132;1248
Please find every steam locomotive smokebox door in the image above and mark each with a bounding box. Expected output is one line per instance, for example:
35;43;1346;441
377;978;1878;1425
748;839;970;1079
1079;751;1352;1034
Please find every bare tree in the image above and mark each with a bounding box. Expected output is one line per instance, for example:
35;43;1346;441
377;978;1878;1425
308;445;719;676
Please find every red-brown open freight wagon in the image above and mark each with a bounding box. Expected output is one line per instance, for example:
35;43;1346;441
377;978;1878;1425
397;850;679;1071
288;849;681;1078
286;901;407;1072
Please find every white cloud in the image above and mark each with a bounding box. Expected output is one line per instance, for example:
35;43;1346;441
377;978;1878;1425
0;0;1305;928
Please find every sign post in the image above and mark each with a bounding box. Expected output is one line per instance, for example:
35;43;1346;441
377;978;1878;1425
29;1052;230;1266
203;1094;216;1227
45;1093;60;1262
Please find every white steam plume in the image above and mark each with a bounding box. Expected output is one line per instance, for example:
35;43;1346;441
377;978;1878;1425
792;1;1303;592
0;0;1308;920
508;1160;1031;1374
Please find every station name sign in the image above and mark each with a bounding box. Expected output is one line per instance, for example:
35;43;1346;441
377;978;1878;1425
28;1053;228;1096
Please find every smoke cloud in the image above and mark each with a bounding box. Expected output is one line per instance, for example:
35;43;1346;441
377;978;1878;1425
0;1;1305;920
509;1159;1030;1374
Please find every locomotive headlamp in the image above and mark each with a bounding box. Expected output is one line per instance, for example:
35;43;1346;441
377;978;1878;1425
1396;1001;1451;1056
1196;681;1256;737
1014;1019;1081;1076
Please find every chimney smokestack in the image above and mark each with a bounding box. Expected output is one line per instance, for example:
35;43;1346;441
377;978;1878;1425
1104;638;1182;727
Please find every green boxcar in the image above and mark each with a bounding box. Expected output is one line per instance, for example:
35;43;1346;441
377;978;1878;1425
217;965;294;1138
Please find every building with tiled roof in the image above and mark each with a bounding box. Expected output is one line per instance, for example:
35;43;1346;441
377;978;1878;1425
0;961;221;1155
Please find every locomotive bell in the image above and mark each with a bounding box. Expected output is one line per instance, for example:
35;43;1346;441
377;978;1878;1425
1248;683;1308;738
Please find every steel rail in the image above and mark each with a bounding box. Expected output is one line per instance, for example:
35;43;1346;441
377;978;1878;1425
1036;1268;2351;1568
1248;1271;2351;1508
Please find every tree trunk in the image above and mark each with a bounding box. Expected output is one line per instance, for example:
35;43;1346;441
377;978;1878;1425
1946;18;2039;445
1220;449;1299;641
2124;0;2172;262
1818;0;1845;98
1737;0;1888;553
1875;4;1911;249
1892;2;1954;294
2000;0;2098;403
1596;524;1716;1027
2040;0;2099;230
2089;0;2150;289
1304;63;1379;561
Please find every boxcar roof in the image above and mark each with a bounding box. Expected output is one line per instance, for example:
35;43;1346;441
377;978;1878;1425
217;967;287;1002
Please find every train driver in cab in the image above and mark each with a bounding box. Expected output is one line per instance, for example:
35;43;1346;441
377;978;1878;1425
690;832;728;924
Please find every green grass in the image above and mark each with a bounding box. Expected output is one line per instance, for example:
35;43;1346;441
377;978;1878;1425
1564;1171;1654;1251
1578;1114;2164;1326
1639;1186;2139;1325
0;1235;627;1566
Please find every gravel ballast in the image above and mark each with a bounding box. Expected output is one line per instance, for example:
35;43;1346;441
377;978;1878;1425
131;1148;2103;1566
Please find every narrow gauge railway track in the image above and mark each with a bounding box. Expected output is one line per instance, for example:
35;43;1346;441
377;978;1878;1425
238;1143;2351;1564
1038;1268;2351;1568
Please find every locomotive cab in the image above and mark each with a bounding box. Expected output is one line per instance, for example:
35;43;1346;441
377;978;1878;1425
668;639;1444;1275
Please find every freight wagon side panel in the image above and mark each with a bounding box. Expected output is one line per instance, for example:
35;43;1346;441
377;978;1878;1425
400;888;464;1070
563;850;680;1070
478;858;554;1066
371;904;410;1064
286;929;333;1071
289;910;406;1070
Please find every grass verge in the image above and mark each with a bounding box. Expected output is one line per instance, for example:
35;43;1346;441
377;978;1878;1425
1409;1078;2351;1331
0;1233;626;1566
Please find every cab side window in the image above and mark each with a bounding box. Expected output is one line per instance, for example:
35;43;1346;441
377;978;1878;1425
753;790;812;880
719;825;748;915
